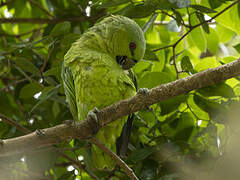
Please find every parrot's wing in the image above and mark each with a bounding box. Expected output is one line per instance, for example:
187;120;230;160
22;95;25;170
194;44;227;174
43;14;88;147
119;71;136;90
116;70;137;157
127;69;138;90
61;63;78;121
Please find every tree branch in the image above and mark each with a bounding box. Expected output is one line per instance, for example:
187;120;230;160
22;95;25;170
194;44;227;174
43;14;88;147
0;58;240;157
89;137;138;180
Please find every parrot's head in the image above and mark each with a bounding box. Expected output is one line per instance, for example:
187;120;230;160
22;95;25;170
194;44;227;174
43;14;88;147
94;15;146;70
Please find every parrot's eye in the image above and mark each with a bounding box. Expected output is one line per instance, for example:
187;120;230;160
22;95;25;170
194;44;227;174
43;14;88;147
129;42;136;50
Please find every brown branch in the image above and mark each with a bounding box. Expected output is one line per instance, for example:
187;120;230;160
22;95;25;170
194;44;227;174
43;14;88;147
89;137;138;180
0;113;31;134
0;58;240;157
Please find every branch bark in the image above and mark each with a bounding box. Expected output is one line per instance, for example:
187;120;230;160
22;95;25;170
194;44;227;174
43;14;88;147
1;58;240;157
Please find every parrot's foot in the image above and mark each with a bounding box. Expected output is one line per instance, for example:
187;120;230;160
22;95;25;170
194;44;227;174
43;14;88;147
0;139;4;146
35;129;46;137
137;88;150;95
87;107;99;123
87;107;100;134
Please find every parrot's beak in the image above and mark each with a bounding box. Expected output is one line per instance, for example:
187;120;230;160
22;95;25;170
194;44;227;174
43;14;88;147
116;55;138;70
122;57;138;70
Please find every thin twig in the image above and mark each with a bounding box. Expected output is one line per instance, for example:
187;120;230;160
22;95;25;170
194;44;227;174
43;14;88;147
28;0;55;18
172;46;179;79
0;113;31;134
56;150;99;180
40;43;55;73
152;44;172;52
184;94;200;120
0;77;30;92
161;10;189;28
89;137;139;180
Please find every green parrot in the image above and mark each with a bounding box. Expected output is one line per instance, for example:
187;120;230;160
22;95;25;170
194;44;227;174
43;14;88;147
62;15;146;169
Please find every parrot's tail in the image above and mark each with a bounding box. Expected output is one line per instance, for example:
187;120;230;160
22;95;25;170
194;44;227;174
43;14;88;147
116;114;134;158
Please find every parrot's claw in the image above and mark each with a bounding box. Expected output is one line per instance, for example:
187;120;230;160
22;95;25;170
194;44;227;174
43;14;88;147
87;107;100;135
92;107;100;114
35;129;46;137
137;88;150;95
87;107;99;124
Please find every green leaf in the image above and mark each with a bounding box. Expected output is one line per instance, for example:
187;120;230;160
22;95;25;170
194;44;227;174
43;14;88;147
19;83;43;99
98;0;129;8
133;61;151;76
193;94;224;114
50;22;71;37
191;5;217;13
234;43;240;53
197;83;235;98
52;101;60;118
208;0;222;9
204;28;219;54
120;4;154;18
189;13;207;51
61;33;81;50
159;95;185;115
143;49;159;61
172;9;184;26
44;66;62;82
129;147;156;163
216;24;235;43
30;85;61;114
195;57;221;71
145;0;178;10
139;160;158;179
138;72;173;89
180;56;193;72
238;3;240;19
196;12;210;34
15;58;41;76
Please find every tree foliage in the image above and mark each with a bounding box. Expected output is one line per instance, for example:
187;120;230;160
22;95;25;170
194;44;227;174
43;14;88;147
0;0;240;179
